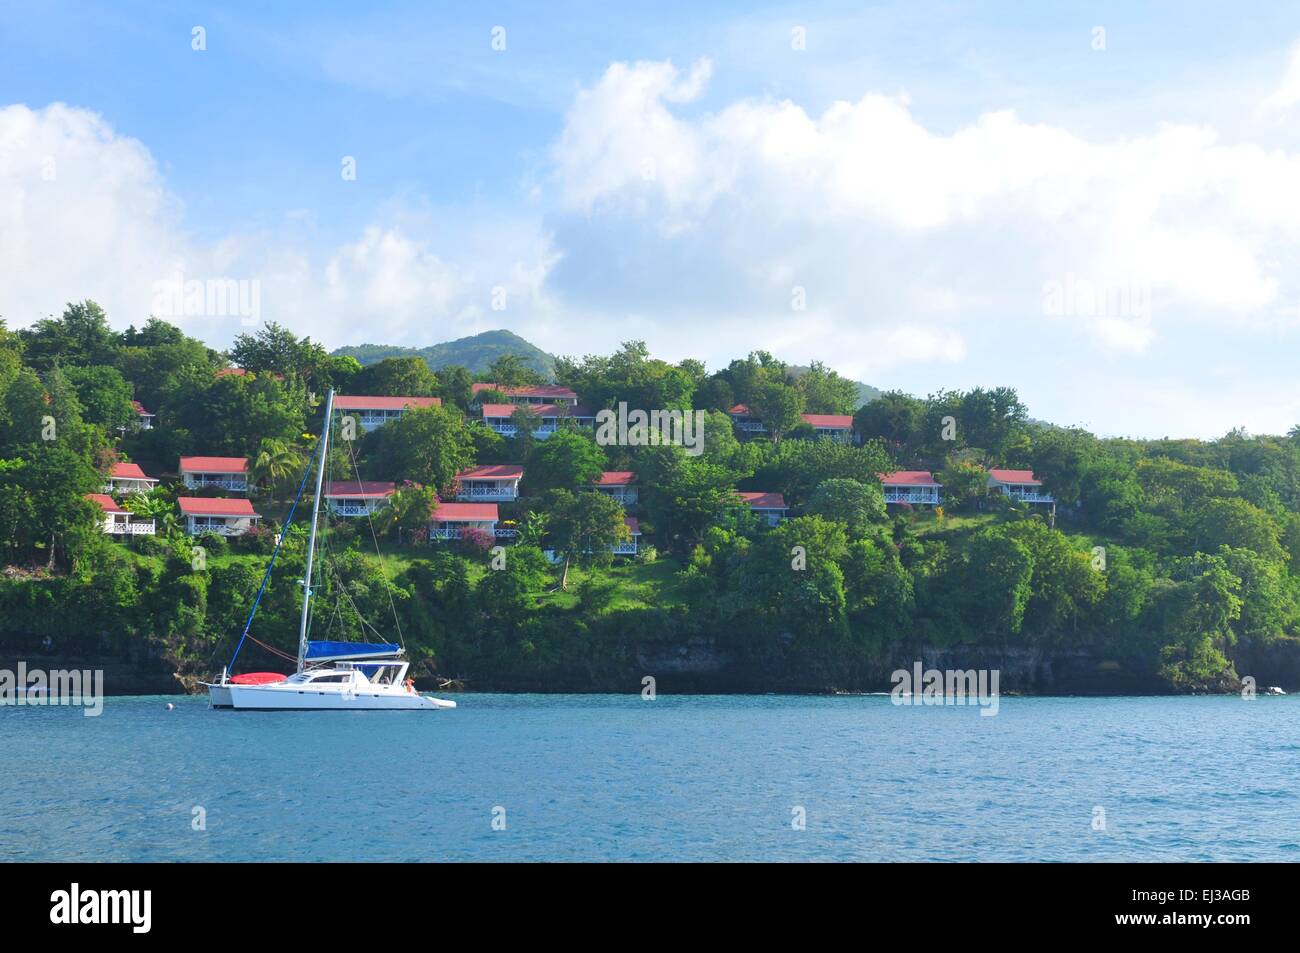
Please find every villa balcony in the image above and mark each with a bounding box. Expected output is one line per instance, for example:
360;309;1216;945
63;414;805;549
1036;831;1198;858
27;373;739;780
456;485;519;501
105;520;156;536
610;541;638;555
884;489;940;505
330;503;383;517
1003;489;1055;504
183;476;248;492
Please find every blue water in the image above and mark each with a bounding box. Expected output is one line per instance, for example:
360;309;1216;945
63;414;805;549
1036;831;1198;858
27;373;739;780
2;694;1298;861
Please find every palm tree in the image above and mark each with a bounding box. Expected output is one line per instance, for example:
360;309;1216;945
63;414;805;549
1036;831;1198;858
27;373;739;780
249;438;303;499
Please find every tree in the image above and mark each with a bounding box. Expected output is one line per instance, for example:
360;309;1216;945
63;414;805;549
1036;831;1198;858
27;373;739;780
523;430;607;495
795;361;859;415
936;460;988;509
63;365;136;430
352;357;439;397
638;446;742;549
541;489;628;589
1190;498;1284;562
229;321;330;383
749;380;804;440
854;391;926;454
374;484;437;542
367;406;474;496
437;365;475;409
487;354;545;388
249;438;305;498
807;478;887;535
736;516;850;641
18;300;117;370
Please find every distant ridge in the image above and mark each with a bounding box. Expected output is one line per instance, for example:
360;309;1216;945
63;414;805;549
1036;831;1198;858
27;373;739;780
333;329;557;378
333;329;884;404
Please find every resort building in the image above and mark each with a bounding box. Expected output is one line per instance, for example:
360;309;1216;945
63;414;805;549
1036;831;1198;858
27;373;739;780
880;470;942;506
480;403;597;438
738;491;789;526
455;465;524;501
471;383;579;406
613;517;641;556
103;461;159;496
85;494;156;536
801;413;854;442
180;456;249;492
988;469;1055;504
591;471;638;506
429;501;500;540
178;497;261;536
323;481;396;517
728;404;766;436
332;394;442;431
132;401;155;430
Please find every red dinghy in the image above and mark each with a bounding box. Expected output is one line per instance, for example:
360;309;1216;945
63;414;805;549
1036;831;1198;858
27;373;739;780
229;672;287;685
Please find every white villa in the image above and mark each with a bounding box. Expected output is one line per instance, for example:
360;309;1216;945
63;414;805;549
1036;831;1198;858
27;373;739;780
480;403;597;438
132;400;155;430
738;491;789;526
324;481;396;517
988;469;1055;505
728;404;766;436
178;497;261;536
801;413;855;442
471;383;579;406
592;471;638;506
103;461;159;495
880;470;942;506
86;494;156;536
180;456;249;492
613;517;641;556
429;501;500;540
455;465;524;501
333;394;442;431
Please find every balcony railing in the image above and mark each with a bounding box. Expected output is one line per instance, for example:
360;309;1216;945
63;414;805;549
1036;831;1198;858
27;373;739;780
183;476;248;492
596;488;638;504
1003;489;1055;503
188;522;249;536
457;485;518;500
330;503;382;516
610;542;638;555
734;420;766;432
884;489;940;504
106;521;156;535
494;528;519;538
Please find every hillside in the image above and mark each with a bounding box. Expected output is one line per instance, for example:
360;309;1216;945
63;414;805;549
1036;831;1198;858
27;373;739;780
333;329;557;378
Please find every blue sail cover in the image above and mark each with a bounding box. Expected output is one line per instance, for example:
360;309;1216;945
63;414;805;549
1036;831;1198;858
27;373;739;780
305;640;401;661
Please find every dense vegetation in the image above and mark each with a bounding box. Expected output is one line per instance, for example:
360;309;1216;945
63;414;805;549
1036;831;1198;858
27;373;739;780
4;301;1300;693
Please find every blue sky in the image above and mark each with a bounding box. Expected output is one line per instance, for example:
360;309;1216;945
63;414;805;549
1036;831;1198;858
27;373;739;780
5;1;1300;438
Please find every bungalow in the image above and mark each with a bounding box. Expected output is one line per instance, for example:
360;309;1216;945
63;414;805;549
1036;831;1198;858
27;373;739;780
988;469;1055;504
728;404;766;435
85;494;155;536
801;413;854;442
471;383;579;406
592;471;638;506
131;400;155;430
612;517;641;556
480;403;598;438
428;501;499;540
178;497;261;536
180;456;249;492
880;470;941;506
456;465;524;501
332;395;442;431
324;481;396;517
738;491;789;526
103;461;159;496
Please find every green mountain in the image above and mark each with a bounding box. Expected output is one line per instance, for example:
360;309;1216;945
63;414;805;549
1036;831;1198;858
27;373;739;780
788;364;883;408
333;329;557;379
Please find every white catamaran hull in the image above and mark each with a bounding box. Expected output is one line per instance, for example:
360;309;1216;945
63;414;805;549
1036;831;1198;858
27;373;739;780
206;682;456;710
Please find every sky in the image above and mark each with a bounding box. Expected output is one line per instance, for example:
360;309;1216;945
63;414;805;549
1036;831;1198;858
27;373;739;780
4;1;1300;439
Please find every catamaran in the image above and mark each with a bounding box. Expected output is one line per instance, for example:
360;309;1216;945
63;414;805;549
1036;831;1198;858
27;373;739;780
205;389;456;711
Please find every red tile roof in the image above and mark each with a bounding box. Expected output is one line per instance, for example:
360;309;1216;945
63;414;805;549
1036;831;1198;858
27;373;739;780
430;501;499;522
802;414;853;429
624;516;641;535
178;497;259;517
880;470;939;486
988;468;1041;486
323;481;396;498
215;367;249;378
180;456;248;474
131;400;153;415
738;491;788;509
85;493;127;514
594;470;636;486
472;383;578;400
480;403;596;418
110;462;156;481
333;395;442;411
458;465;525;480
729;403;754;416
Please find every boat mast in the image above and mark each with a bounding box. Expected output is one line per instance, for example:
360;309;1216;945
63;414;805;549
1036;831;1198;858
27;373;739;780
297;388;334;673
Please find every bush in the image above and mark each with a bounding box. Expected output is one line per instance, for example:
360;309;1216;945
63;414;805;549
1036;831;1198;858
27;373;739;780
636;544;658;564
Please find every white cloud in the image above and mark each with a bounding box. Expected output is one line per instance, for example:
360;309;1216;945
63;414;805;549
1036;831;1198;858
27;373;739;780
1258;41;1300;117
